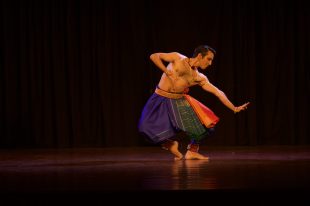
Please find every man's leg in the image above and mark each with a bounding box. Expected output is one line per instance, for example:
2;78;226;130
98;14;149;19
161;139;183;160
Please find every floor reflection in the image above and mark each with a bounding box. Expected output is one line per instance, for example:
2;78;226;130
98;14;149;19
1;146;310;193
171;160;217;190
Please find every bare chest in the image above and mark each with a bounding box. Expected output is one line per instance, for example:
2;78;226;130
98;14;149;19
173;61;201;86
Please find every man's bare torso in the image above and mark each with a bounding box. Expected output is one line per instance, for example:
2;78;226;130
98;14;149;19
158;58;205;93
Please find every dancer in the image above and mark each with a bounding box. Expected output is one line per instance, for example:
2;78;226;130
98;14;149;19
138;45;249;160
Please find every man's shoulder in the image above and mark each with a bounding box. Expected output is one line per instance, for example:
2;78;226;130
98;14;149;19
173;52;187;60
197;72;208;80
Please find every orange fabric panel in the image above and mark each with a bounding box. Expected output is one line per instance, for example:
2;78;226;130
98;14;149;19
185;95;219;128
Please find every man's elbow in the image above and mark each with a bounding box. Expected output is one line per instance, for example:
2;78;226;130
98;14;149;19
217;90;226;99
150;53;158;61
212;89;223;98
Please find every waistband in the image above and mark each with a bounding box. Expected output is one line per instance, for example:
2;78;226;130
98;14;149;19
155;87;184;99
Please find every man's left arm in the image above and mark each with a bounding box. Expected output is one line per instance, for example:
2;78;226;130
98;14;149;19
199;75;249;113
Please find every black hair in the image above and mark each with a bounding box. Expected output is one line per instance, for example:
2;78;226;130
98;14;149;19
192;45;216;58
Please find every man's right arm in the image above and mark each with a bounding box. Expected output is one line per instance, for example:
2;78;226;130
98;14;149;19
149;52;183;74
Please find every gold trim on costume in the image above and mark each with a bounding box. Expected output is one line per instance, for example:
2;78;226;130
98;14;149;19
155;88;184;99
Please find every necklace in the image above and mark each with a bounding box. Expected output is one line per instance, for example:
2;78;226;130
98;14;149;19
185;58;198;85
187;58;193;68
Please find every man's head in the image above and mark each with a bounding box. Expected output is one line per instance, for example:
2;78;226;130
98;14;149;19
192;45;216;58
192;45;216;70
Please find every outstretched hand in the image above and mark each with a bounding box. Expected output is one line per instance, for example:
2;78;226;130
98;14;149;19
234;102;250;114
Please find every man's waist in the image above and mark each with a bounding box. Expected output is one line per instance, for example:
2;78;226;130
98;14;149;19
155;87;185;99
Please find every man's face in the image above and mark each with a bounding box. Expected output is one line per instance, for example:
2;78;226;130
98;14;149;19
200;51;214;70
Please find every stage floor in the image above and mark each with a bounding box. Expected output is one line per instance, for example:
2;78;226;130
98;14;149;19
1;145;310;203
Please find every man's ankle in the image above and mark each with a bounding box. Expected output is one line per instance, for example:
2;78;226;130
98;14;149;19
161;140;174;150
187;143;199;152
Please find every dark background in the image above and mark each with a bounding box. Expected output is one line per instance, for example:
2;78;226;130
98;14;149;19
1;0;309;148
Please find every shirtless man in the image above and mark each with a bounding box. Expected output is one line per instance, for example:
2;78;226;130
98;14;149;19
138;45;249;160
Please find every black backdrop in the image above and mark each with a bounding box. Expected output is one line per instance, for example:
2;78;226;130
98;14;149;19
1;0;309;148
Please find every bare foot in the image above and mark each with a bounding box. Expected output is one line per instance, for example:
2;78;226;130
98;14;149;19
185;150;209;160
162;141;183;160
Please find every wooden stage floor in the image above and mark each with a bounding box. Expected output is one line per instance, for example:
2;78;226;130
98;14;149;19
0;145;310;204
